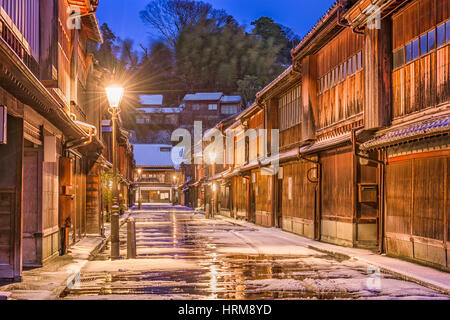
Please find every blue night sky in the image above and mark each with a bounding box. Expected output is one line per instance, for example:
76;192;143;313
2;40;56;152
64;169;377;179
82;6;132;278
96;0;336;50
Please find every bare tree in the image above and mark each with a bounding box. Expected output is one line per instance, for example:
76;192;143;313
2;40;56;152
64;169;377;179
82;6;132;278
140;0;231;49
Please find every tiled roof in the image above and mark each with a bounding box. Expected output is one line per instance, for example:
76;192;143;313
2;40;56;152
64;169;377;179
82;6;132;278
139;95;164;106
360;115;450;151
291;0;340;57
220;95;241;103
133;144;184;169
136;108;181;114
183;92;223;101
300;133;352;154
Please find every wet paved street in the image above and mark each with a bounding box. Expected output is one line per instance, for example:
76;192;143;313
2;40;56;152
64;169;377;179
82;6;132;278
61;207;450;300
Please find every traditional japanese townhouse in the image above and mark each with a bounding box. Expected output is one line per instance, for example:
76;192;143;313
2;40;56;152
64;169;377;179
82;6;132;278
224;117;248;220
180;92;243;130
274;0;379;248
181;94;243;211
347;0;449;270
234;105;273;226
202;114;239;218
0;0;105;280
133;144;184;206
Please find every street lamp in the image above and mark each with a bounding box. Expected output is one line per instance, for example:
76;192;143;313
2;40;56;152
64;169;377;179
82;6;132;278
209;152;216;164
211;183;217;219
137;168;143;210
106;84;124;260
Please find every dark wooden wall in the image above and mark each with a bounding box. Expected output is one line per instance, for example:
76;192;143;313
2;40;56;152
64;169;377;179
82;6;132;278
254;170;272;214
232;176;247;213
0;115;23;279
280;162;316;220
320;146;354;220
386;153;448;242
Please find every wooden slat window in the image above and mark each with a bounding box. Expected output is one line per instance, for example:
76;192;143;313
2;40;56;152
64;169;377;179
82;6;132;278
392;2;449;118
278;85;301;131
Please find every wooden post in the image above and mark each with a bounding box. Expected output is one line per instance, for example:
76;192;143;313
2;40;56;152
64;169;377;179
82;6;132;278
300;55;317;143
127;218;136;259
364;18;392;129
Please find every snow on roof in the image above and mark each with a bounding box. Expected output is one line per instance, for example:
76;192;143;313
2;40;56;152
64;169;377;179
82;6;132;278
139;95;164;106
183;92;223;102
136;108;182;114
133;144;184;169
221;95;241;103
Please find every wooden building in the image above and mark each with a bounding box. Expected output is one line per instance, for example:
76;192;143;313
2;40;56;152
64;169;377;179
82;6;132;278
354;0;450;269
133;144;184;205
0;0;106;280
193;0;449;271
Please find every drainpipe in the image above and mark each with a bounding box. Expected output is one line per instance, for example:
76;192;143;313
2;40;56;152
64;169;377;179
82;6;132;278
297;147;322;241
65;120;98;150
337;0;352;28
352;126;386;254
337;0;365;35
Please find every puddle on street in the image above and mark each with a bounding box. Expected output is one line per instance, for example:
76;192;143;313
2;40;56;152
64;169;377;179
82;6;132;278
60;211;448;300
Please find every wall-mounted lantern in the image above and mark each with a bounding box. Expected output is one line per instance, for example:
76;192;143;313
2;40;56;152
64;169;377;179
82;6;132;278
0;105;7;144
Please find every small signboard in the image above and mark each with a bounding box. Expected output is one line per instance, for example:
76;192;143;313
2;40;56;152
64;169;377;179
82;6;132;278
0;106;6;144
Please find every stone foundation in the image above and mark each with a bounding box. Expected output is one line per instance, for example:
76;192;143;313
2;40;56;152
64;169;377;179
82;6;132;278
281;216;314;239
386;234;449;271
320;220;377;248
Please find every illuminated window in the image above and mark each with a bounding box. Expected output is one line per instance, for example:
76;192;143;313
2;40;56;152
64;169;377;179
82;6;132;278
192;104;200;111
208;104;218;110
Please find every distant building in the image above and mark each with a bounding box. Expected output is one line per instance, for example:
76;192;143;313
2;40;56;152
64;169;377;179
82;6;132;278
133;144;184;205
133;94;182;144
181;92;243;129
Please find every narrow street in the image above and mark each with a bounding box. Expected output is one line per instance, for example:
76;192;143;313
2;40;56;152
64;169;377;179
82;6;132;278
61;207;449;300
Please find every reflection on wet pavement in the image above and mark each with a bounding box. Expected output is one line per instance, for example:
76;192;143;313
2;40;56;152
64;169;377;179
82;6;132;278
61;208;449;300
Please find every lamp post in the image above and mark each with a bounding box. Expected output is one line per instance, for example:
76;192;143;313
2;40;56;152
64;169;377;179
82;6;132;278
173;175;177;205
209;152;216;219
137;168;142;210
106;85;124;260
211;183;217;219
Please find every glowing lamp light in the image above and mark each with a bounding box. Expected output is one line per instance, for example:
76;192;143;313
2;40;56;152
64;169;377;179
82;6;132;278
212;183;217;192
138;168;142;175
105;85;124;109
209;152;216;163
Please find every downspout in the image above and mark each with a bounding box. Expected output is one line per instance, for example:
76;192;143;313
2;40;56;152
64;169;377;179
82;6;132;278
65;120;98;150
337;0;365;35
297;147;322;241
352;126;386;254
